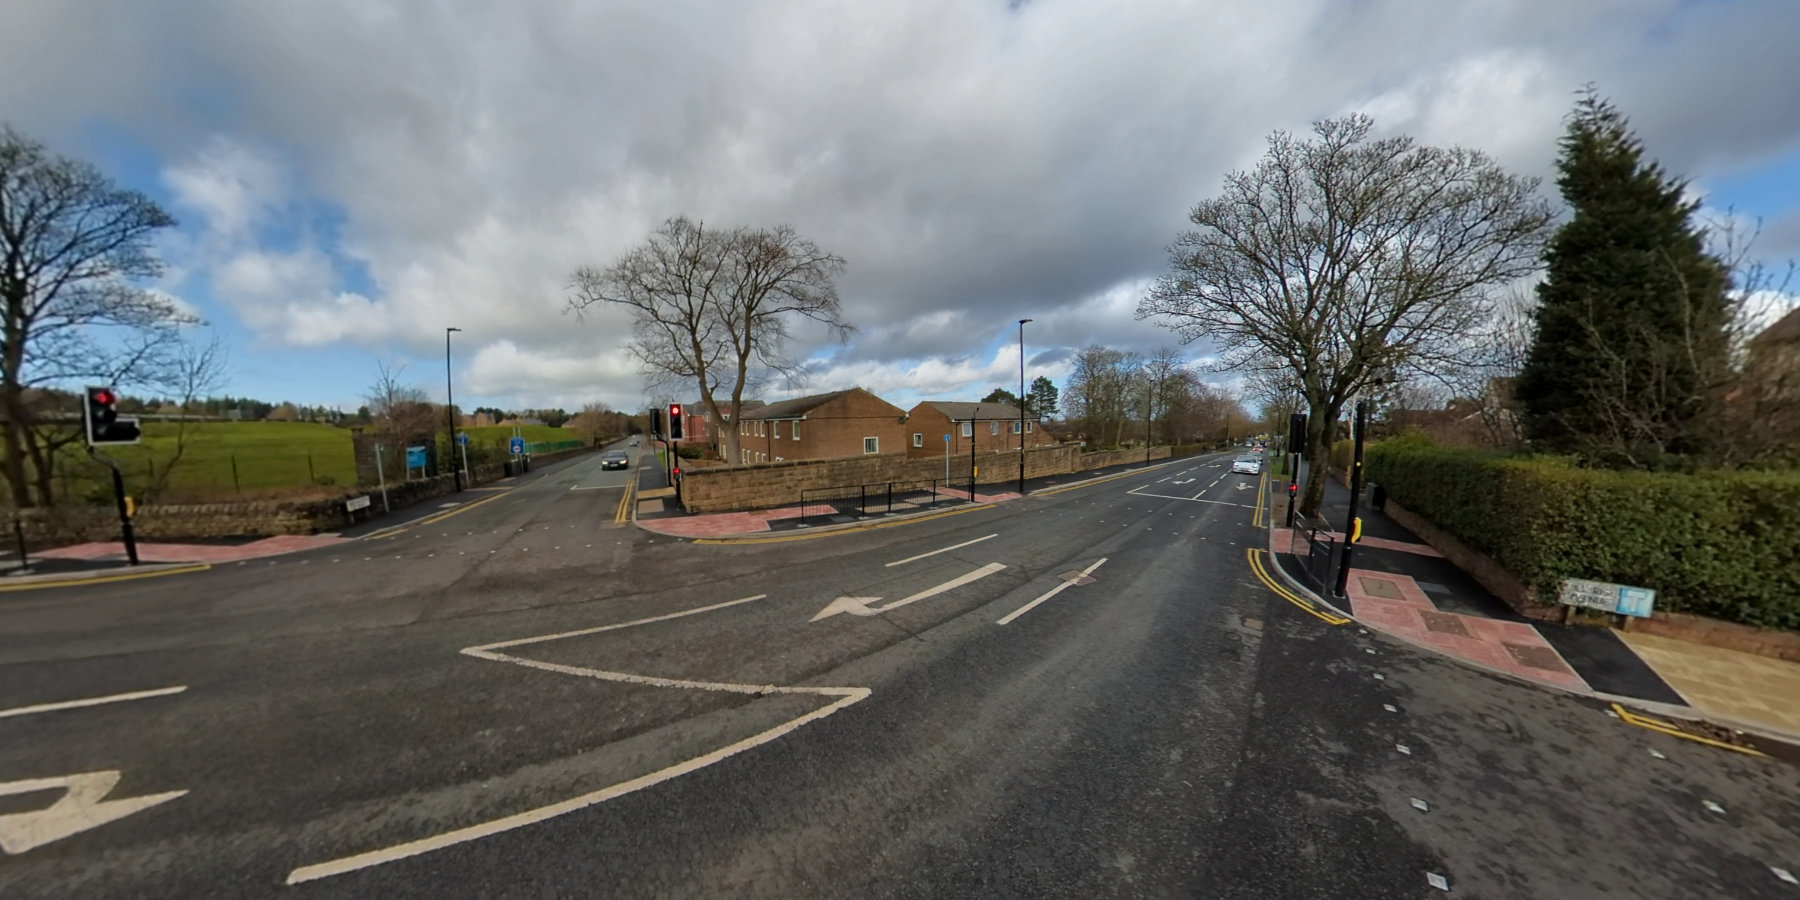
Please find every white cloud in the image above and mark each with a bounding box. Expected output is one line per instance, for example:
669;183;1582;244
3;0;1797;407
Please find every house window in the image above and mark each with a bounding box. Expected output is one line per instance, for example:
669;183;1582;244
772;421;781;439
960;422;972;437
1012;421;1021;434
990;421;999;435
756;422;764;436
912;432;923;448
792;421;800;440
863;437;879;454
1027;421;1033;433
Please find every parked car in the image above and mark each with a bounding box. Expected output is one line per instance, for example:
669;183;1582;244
600;450;632;470
1231;455;1262;475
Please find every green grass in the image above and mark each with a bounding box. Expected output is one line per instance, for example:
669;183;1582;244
54;421;358;503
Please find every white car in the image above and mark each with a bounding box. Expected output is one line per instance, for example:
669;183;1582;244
1231;455;1262;475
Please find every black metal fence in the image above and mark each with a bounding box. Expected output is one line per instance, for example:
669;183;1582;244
798;478;972;524
1298;517;1340;592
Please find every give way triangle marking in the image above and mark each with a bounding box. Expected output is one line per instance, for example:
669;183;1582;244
812;562;1008;621
0;770;187;854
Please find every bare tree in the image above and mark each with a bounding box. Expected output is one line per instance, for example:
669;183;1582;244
0;125;191;507
567;401;618;447
141;334;227;500
1063;346;1144;448
568;217;852;465
1138;115;1554;515
365;361;438;440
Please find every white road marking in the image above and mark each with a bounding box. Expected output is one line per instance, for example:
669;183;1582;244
0;771;187;854
885;534;998;567
812;563;1008;621
1127;487;1254;508
996;558;1108;625
289;595;866;884
0;685;187;720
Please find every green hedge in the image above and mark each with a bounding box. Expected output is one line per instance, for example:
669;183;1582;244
1365;440;1800;629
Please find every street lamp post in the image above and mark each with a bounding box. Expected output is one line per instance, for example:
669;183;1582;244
446;327;463;492
1017;318;1031;497
969;405;980;502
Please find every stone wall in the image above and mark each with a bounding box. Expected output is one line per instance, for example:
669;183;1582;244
676;443;1170;513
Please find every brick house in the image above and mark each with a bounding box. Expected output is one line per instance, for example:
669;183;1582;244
903;401;1054;459
728;389;909;464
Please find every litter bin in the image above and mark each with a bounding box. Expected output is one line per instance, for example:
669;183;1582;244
1369;483;1386;511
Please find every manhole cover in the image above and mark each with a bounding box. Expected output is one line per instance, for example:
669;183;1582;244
1504;643;1567;671
1358;576;1403;600
1421;611;1471;638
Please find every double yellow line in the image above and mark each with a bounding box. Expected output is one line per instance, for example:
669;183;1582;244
613;476;636;525
1609;703;1767;756
0;563;212;593
1246;548;1349;625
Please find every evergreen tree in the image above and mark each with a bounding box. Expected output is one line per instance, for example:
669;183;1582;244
1515;89;1732;466
1028;375;1060;419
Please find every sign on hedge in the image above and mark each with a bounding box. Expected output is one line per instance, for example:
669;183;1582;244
1560;578;1656;618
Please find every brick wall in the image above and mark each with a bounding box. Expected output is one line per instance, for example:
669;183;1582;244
678;443;1172;513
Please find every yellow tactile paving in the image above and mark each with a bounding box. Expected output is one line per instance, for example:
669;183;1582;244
1622;632;1800;737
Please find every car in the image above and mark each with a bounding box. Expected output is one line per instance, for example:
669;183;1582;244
1231;455;1262;475
629;438;641;447
600;450;632;470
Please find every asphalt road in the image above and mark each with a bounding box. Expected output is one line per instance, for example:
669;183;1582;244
2;449;1796;898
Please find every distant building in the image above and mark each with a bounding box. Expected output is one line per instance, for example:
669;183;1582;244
728;389;908;464
903;400;1054;458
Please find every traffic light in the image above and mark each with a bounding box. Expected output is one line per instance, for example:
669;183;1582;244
667;404;683;440
84;386;141;446
649;407;663;438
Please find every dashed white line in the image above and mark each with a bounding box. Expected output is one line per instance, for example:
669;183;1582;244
0;685;187;720
885;534;998;567
997;558;1108;625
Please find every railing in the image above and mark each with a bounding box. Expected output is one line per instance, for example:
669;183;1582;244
1300;517;1339;592
798;478;970;525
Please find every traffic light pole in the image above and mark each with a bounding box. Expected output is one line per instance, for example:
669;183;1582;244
89;451;140;566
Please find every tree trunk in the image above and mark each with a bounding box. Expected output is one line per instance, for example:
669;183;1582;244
1298;401;1336;519
0;385;33;507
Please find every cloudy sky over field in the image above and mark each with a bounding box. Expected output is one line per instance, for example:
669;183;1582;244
4;0;1797;414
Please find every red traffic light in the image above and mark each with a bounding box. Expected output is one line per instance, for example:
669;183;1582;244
91;389;116;406
1288;483;1298;494
668;403;681;417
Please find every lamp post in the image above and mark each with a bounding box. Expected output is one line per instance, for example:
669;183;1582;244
1017;318;1031;496
969;405;980;502
446;327;463;492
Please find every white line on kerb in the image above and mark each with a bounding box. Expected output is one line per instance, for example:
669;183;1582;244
885;534;997;567
0;685;187;720
997;558;1108;625
288;594;868;885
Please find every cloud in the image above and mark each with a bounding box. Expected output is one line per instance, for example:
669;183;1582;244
4;0;1798;408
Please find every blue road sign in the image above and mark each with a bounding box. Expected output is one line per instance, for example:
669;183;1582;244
509;437;525;454
456;432;470;445
943;434;951;442
405;445;427;468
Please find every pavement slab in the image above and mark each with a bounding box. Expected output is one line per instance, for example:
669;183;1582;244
1623;631;1800;737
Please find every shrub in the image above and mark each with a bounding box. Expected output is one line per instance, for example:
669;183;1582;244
1365;442;1800;629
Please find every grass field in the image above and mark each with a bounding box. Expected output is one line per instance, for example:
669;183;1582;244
43;420;586;504
54;421;359;503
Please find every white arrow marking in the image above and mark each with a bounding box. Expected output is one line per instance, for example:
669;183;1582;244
997;558;1108;625
812;563;1008;621
0;771;187;854
1234;482;1253;491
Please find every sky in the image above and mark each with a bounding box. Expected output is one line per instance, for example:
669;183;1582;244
3;0;1797;416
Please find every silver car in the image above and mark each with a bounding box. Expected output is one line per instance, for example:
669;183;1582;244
1231;455;1262;475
